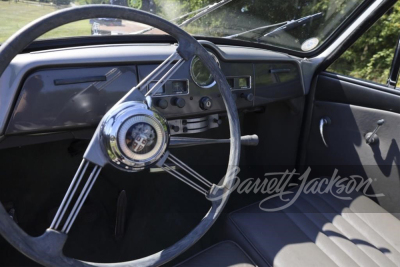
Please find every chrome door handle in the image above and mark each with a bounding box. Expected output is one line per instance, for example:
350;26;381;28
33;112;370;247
319;117;331;147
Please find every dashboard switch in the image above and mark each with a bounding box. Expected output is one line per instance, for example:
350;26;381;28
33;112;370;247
157;99;168;109
172;97;186;108
199;97;213;110
171;125;180;132
241;93;254;102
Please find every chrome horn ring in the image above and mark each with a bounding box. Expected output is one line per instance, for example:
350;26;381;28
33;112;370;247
101;102;169;172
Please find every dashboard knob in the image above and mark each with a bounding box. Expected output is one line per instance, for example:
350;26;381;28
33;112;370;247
172;97;186;108
157;99;168;109
241;93;254;102
199;97;213;110
171;125;180;132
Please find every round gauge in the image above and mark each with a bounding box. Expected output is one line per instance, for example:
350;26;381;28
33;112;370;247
190;52;220;88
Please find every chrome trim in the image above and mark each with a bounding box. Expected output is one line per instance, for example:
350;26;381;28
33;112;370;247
319;117;331;148
117;115;164;161
50;160;89;230
161;164;208;195
50;160;103;234
137;51;180;91
168;114;220;135
147;79;190;97
145;58;185;97
226;75;252;91
63;165;102;234
190;52;220;89
168;153;212;187
158;152;213;196
100;101;170;172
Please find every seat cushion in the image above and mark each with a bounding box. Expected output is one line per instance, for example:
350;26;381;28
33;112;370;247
226;188;400;267
176;241;256;267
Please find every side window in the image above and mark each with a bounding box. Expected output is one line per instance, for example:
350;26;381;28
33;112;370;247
327;2;400;85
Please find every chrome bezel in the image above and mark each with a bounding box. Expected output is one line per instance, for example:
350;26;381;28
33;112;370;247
147;79;190;97
190;52;220;89
100;101;169;172
226;76;252;91
117;115;164;161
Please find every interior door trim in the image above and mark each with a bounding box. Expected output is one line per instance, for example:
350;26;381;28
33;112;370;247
321;71;400;96
316;72;400;115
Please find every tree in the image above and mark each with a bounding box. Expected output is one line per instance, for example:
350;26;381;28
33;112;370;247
328;2;400;84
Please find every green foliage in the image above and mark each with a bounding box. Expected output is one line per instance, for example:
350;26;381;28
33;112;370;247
127;0;142;8
328;2;400;84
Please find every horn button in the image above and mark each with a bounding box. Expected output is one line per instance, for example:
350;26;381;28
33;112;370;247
101;102;169;172
125;123;157;154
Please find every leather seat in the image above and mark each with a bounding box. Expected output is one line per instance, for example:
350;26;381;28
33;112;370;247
176;241;256;267
226;188;400;267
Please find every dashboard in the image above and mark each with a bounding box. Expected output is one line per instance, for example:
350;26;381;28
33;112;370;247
0;41;306;137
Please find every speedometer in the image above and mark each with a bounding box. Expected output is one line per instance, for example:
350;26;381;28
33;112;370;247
190;52;220;88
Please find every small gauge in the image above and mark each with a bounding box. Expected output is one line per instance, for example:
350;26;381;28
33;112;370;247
190;52;220;88
172;81;187;93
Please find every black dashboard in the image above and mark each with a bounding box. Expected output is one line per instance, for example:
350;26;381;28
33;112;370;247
1;42;306;137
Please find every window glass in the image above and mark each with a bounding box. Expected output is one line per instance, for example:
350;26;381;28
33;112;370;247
328;2;400;85
0;0;365;54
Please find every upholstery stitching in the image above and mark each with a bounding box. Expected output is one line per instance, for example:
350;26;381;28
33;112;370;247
333;195;400;257
345;208;400;265
280;205;341;267
289;200;360;267
315;193;400;265
310;193;392;266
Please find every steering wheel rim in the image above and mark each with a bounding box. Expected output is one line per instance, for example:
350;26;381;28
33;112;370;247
0;5;241;267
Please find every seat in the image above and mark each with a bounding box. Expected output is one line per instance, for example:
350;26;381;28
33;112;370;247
176;241;256;267
226;187;400;267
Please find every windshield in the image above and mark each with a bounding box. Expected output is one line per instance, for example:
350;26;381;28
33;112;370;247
0;0;364;53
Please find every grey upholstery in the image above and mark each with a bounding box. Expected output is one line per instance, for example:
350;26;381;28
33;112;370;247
226;189;400;267
176;241;256;267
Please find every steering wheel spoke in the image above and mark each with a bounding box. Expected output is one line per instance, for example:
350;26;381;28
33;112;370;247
50;160;102;234
117;51;185;105
157;151;214;196
146;55;185;97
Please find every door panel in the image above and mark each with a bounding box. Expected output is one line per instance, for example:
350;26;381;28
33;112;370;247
305;72;400;216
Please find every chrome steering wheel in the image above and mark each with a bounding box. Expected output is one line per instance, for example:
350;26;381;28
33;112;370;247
0;5;240;267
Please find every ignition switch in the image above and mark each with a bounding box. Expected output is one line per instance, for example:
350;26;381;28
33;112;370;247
199;96;213;110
